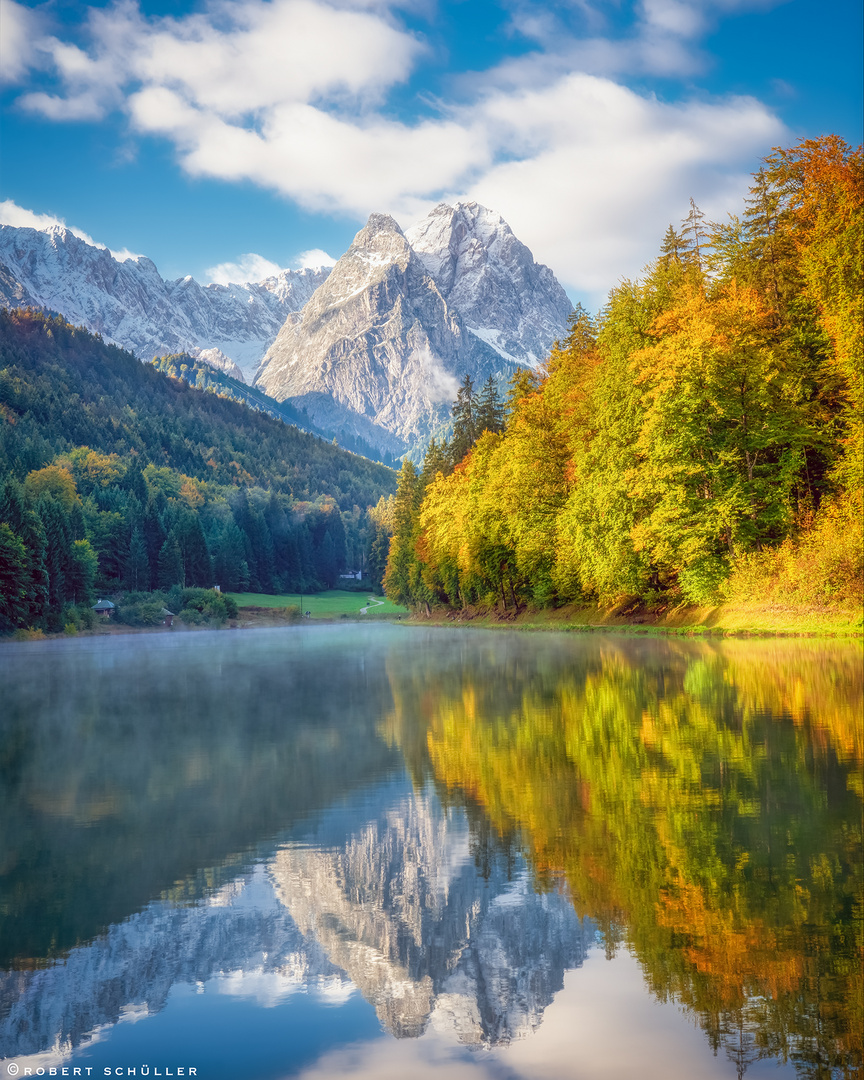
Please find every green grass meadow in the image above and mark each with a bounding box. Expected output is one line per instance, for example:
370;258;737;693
227;589;408;619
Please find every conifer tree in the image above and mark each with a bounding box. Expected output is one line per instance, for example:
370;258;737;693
157;532;184;589
448;376;478;467
681;197;712;271
125;526;149;591
421;438;449;484
0;523;29;630
660;224;686;266
475;377;505;436
383;460;423;607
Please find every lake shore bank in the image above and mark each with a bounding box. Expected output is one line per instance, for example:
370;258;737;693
404;599;863;637
4;598;860;642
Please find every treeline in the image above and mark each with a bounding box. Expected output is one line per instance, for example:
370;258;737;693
384;136;862;614
0;311;396;630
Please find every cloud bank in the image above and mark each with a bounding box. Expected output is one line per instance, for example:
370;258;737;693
3;0;787;300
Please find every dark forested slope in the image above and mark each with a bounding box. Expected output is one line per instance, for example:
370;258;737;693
0;310;395;507
0;310;397;630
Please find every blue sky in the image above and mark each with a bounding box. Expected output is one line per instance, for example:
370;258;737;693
0;0;861;309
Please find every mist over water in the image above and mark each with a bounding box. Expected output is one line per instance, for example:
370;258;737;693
1;626;861;1079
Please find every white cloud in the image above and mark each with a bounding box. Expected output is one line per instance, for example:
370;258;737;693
7;0;789;304
295;249;337;268
459;74;784;301
0;0;44;83
206;253;286;284
0;199;142;261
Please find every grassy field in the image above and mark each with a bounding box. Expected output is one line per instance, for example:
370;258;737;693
227;590;408;619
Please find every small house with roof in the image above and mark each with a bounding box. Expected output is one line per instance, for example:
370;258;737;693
92;599;115;617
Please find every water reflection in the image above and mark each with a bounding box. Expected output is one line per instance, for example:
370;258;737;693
0;627;860;1078
383;632;864;1077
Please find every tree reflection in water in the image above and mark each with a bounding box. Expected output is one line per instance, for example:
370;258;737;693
383;634;863;1078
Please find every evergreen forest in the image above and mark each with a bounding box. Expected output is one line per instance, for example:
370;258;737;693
0;309;396;631
383;137;863;618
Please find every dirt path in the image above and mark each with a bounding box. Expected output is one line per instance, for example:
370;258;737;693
359;597;385;615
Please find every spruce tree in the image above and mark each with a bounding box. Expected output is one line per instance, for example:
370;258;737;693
157;532;184;589
660;224;686;266
126;527;149;591
681;197;712;271
448;376;478;467
475;377;505;435
0;523;29;630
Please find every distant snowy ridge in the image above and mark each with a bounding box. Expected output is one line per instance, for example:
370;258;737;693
0;223;330;382
0;202;572;454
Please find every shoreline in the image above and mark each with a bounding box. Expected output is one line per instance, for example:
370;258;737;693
402;600;863;638
3;601;860;643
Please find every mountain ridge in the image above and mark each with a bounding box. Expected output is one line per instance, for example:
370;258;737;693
255;203;572;455
0;223;330;382
1;203;573;457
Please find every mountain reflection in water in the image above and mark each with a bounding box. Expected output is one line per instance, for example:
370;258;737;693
0;627;861;1079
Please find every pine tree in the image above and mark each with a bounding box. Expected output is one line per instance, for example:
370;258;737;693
125;526;149;591
157;532;184;589
383;460;423;607
66;538;98;604
0;523;29;630
176;510;213;587
660;224;686;266
475;377;505;436
506;368;540;419
0;478;48;625
681;197;712;271
213;522;250;593
421;438;449;484
448;376;478;467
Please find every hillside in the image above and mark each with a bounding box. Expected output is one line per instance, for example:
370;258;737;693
0;309;397;630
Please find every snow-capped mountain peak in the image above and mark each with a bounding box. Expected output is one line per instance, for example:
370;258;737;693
0;223;330;382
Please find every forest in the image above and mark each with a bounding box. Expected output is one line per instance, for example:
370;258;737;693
382;136;862;618
0;311;396;631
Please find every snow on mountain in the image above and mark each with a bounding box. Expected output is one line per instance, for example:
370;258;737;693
0;224;330;382
255;212;509;456
0;203;571;450
254;204;571;456
405;201;573;369
0;782;591;1063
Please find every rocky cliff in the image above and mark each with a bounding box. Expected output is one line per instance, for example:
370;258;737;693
254;204;572;456
0;224;330;382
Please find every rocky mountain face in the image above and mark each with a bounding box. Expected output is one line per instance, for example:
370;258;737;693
0;224;330;382
254;203;572;457
405;201;573;369
0;203;571;457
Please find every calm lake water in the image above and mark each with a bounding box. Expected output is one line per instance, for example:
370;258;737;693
1;626;861;1080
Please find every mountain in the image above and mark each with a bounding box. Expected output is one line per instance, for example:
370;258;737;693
0;223;330;382
0;308;396;508
0;203;572;457
405;201;573;369
254;203;573;456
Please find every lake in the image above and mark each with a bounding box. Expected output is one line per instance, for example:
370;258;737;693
1;626;861;1079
